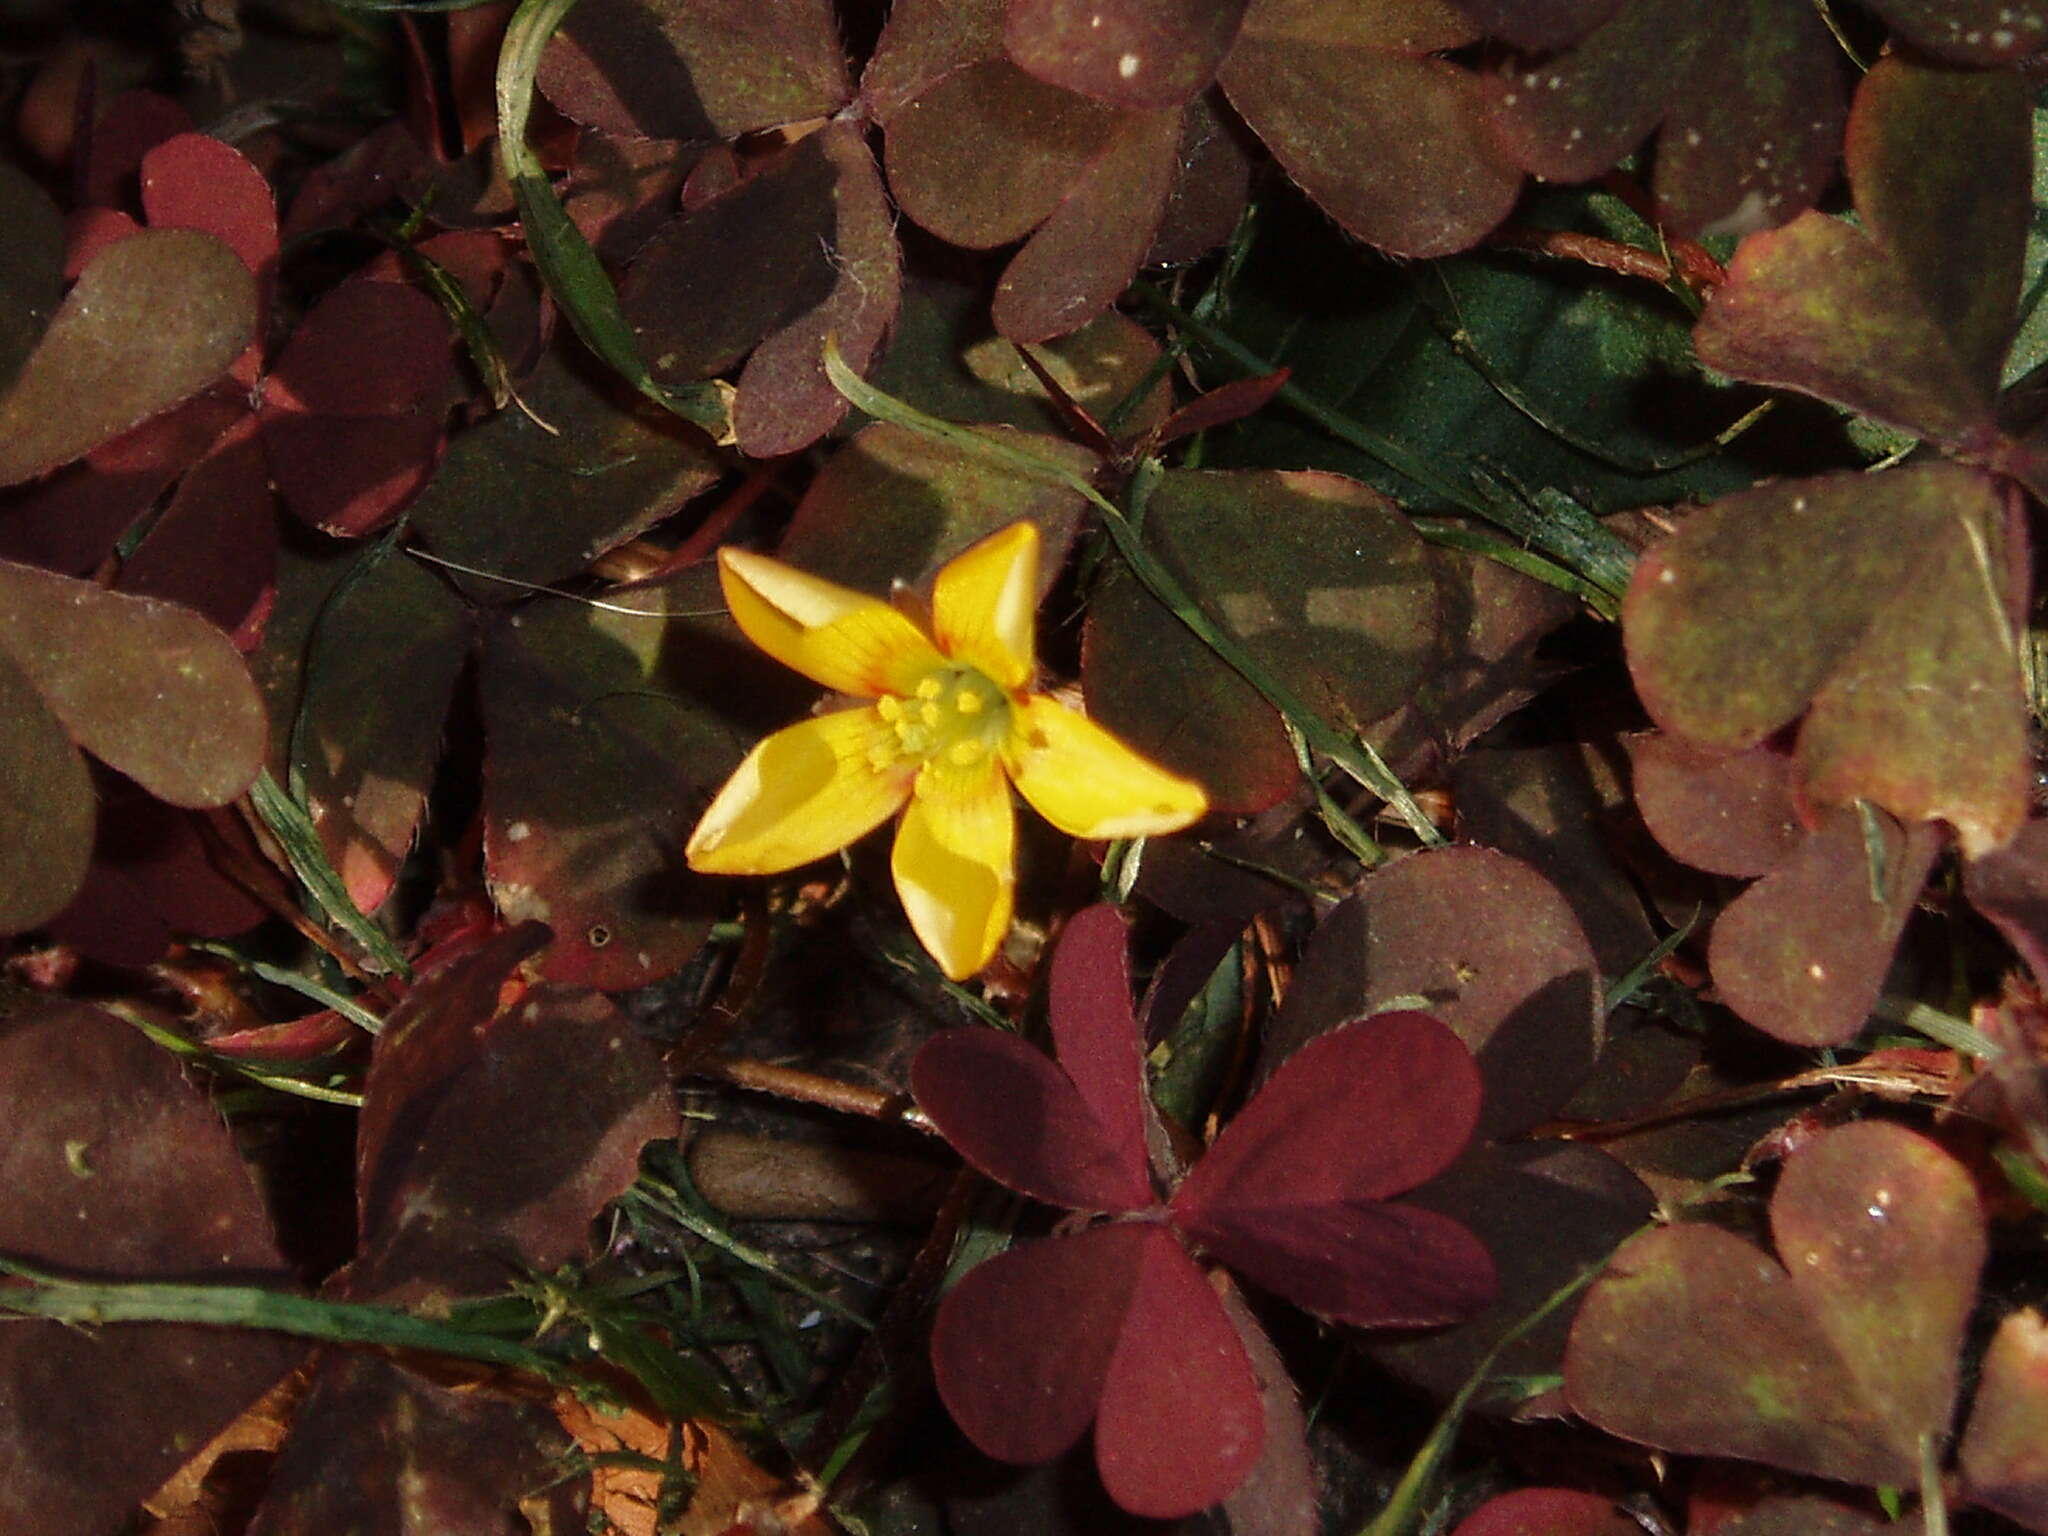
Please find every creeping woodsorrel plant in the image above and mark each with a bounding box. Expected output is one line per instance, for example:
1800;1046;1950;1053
912;904;1496;1518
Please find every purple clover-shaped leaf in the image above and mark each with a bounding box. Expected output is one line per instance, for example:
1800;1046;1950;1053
914;903;1492;1518
1480;0;1846;238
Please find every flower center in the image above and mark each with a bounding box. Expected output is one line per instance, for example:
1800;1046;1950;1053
871;666;1011;772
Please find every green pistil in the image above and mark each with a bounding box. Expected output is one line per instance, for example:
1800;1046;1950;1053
871;666;1011;772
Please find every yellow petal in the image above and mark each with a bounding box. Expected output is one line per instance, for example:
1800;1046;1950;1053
891;756;1016;981
720;546;943;698
1003;694;1208;839
931;521;1037;690
687;707;912;875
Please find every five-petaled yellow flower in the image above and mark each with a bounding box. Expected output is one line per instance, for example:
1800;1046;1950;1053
686;522;1208;980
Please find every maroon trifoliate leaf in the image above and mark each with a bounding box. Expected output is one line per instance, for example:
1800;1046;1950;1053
620;139;844;383
1625;464;2030;857
993;105;1181;341
1957;1307;2048;1531
1145;89;1256;264
1449;0;1625;48
1867;0;2048;61
1005;0;1249;109
1093;1223;1266;1518
140;133;277;288
118;412;276;639
1047;904;1155;1187
79;90;192;210
0;1003;299;1536
1565;1121;1985;1487
730;123;901;456
1265;846;1602;1139
859;0;1007;121
0;392;242;578
1626;731;1805;879
0;230;254;485
1172;1013;1495;1326
1450;1488;1638;1536
1707;807;1940;1048
537;0;851;141
913;1027;1154;1212
1694;54;2030;447
931;1222;1264;1519
1965;817;2048;984
258;278;456;536
45;784;268;965
1482;0;1844;239
884;58;1121;248
1218;0;1522;257
0;558;266;808
1213;1281;1318;1536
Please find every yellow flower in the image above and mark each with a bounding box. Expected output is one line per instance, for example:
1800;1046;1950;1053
686;522;1208;980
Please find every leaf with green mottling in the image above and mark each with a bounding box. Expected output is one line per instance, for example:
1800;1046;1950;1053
1623;462;2029;857
1565;1121;1984;1487
1694;54;2030;448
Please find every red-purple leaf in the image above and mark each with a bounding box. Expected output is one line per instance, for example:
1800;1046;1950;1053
1178;1013;1481;1214
140;133;277;284
536;0;852;141
117;412;276;639
884;59;1120;248
931;1223;1263;1518
1450;1488;1637;1536
1693;54;2029;445
259;279;455;537
1005;0;1247;109
933;1223;1151;1465
1626;731;1806;879
914;1027;1154;1211
1957;1307;2048;1531
44;783;268;965
0;230;254;486
730;123;901;457
1171;1014;1492;1325
0;391;241;577
1965;816;2048;984
1565;1121;1985;1486
1219;1;1521;257
1482;0;1845;239
0;650;91;932
1094;1224;1265;1518
993;105;1181;342
1047;904;1154;1189
1265;847;1602;1139
1153;369;1290;448
1708;807;1940;1048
